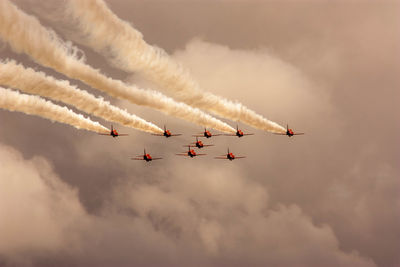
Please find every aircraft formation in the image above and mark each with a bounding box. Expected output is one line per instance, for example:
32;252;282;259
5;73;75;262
99;124;304;162
0;0;306;161
0;0;308;167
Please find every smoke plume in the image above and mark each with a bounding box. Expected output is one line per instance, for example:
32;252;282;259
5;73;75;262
0;60;163;134
0;87;108;133
63;0;285;133
0;0;235;133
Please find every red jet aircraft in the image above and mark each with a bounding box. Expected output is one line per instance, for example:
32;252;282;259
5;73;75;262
98;125;128;138
176;146;206;158
188;137;214;149
215;148;246;161
193;128;222;139
131;149;162;162
224;125;254;138
274;124;304;137
152;125;182;138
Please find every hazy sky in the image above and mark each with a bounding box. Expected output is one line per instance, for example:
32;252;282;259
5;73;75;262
0;0;399;266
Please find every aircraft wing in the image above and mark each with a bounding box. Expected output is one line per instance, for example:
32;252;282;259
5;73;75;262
273;133;287;135
131;158;144;160
151;158;163;160
176;153;188;156
118;134;129;136
196;154;207;156
151;134;164;136
223;134;237;136
235;156;246;159
293;133;305;135
214;157;227;159
98;133;111;136
170;134;182;136
203;144;214;147
243;133;254;136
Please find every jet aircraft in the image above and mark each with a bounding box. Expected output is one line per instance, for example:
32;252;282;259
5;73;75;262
152;125;182;138
189;137;214;149
224;125;254;138
215;148;246;161
98;125;128;138
176;146;206;158
193;128;222;138
273;124;304;137
131;148;162;162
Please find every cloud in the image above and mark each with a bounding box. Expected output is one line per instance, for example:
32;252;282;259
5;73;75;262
105;163;376;267
172;38;332;126
0;142;89;266
0;142;376;266
167;39;400;266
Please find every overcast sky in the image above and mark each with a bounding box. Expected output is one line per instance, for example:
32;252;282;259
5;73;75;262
0;0;399;266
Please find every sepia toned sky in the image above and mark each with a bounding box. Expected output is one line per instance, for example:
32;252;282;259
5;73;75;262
0;0;399;266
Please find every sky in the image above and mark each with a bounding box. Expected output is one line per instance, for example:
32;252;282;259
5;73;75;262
0;0;399;266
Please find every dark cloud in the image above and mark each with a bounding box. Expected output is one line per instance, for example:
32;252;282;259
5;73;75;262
0;142;376;267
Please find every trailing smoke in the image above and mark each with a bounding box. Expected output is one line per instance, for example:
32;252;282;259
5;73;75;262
63;0;285;133
0;87;108;133
0;0;235;133
0;60;163;134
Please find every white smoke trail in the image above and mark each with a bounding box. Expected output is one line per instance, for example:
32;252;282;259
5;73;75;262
63;0;286;133
0;0;235;134
0;87;108;133
0;60;163;134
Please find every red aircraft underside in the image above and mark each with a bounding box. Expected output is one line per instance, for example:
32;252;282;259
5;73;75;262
152;125;182;138
273;124;304;137
131;149;162;162
224;125;254;138
189;137;214;149
193;128;222;139
98;125;128;138
176;146;206;158
215;148;246;161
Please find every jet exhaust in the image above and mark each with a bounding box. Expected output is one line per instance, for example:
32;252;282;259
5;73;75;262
0;60;163;134
63;0;285;133
0;0;236;134
0;87;108;133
